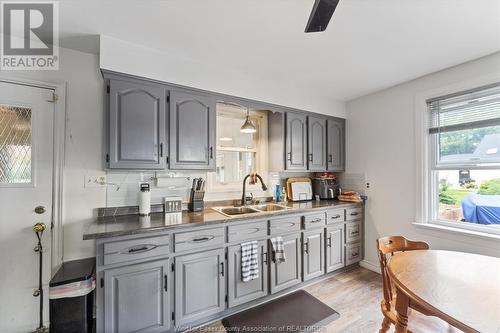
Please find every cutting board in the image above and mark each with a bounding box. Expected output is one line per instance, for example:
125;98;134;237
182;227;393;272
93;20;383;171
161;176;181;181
286;177;312;201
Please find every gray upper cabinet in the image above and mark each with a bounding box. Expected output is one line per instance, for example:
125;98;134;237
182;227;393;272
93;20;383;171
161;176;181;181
326;224;344;272
174;248;225;326
227;240;268;307
302;229;325;281
285;113;308;171
270;233;302;294
307;116;327;171
104;259;170;333
327;117;345;171
108;78;167;169
169;90;216;170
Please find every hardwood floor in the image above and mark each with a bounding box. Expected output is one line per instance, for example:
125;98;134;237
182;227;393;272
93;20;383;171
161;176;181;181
198;267;384;333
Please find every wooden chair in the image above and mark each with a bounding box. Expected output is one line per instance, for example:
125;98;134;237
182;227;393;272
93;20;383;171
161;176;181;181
376;236;462;333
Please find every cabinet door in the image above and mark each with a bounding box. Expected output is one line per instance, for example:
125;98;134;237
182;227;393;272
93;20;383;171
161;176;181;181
302;229;325;281
285;113;307;170
327;118;345;171
104;259;170;333
169;90;216;170
307;116;327;171
270;233;302;294
108;78;167;169
174;248;225;326
326;225;344;272
228;240;268;308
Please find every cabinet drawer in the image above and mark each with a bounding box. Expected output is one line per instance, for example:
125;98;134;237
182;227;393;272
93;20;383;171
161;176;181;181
345;243;362;265
270;215;301;235
346;207;362;221
174;227;225;252
227;220;268;243
326;208;345;224
103;235;170;266
303;212;326;229
345;220;361;244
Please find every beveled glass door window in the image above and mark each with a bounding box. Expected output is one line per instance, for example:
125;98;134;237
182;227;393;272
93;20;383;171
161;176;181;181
0;105;32;184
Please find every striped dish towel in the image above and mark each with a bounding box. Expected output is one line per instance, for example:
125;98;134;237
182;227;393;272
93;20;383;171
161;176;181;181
241;240;259;282
270;237;286;263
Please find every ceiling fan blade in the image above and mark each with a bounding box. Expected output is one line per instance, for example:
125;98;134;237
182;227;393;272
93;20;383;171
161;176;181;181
305;0;340;33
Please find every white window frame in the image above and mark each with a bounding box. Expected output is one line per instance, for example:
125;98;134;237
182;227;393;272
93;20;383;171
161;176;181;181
415;75;500;237
207;108;268;194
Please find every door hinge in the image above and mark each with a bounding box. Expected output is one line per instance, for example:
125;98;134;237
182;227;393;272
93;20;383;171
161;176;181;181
106;154;110;163
225;295;228;303
100;278;104;288
47;92;58;103
171;263;175;272
225;252;228;260
166;95;170;103
171;312;175;321
166;156;169;164
106;85;110;94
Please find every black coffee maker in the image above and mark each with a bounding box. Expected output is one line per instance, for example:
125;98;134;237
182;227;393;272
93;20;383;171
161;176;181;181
312;178;339;199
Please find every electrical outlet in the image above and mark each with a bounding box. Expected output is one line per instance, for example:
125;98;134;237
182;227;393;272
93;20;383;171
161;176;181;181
85;175;107;188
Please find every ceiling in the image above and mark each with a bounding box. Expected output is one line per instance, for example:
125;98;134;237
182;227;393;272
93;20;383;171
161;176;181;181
58;0;500;101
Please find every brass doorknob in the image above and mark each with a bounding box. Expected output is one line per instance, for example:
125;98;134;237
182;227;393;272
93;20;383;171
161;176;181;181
34;206;46;214
33;223;46;233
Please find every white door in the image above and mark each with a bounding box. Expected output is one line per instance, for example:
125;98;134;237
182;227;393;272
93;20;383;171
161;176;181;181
0;81;54;332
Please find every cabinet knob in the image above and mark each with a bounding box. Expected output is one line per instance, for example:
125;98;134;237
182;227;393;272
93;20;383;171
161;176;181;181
287;152;292;161
308;153;313;162
328;154;333;163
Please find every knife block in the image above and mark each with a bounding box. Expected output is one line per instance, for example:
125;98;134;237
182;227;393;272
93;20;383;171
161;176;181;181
188;189;205;212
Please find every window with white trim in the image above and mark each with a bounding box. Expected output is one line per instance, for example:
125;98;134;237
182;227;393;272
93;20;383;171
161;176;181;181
427;83;500;234
209;103;268;192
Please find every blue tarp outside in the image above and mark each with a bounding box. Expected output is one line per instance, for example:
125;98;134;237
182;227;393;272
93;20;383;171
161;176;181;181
461;193;500;225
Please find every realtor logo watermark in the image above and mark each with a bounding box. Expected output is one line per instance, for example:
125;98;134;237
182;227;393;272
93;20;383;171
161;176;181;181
1;1;59;70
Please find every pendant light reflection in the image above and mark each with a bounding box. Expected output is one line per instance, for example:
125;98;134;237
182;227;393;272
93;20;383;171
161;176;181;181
240;108;256;133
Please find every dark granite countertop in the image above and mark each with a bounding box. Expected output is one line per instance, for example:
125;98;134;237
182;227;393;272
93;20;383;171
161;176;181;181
83;200;362;240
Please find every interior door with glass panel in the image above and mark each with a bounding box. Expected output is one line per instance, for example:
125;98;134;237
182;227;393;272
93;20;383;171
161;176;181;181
0;81;54;331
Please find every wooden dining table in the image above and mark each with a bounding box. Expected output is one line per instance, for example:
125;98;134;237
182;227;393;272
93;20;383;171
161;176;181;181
388;250;500;333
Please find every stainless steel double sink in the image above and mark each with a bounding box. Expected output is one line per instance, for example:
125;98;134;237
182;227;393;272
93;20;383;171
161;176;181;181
212;203;291;217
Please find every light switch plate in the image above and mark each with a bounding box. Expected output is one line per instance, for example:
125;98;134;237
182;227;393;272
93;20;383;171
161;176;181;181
85;175;107;188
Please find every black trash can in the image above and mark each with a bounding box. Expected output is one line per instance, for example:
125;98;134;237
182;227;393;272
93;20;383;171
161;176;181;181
49;257;95;333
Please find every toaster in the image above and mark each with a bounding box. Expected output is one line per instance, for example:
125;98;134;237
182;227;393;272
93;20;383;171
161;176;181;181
312;178;339;199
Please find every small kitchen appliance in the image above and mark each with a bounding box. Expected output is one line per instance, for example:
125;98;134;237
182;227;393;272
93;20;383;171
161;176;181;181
312;177;339;200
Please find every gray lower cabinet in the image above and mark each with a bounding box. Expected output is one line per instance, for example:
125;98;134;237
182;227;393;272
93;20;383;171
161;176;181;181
169;90;216;170
270;233;302;294
326;225;344;272
107;77;167;169
227;240;269;307
307;116;327;171
327;117;345;171
103;259;170;333
302;229;325;281
285;112;308;171
174;248;225;326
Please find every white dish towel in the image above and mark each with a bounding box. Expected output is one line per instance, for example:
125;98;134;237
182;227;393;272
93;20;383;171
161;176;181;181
241;240;259;282
270;236;286;263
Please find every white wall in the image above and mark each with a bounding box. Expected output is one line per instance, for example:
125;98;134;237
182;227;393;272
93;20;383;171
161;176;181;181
99;35;346;118
345;52;500;271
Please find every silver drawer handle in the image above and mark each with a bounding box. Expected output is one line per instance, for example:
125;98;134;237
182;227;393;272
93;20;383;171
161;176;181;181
125;244;157;254
191;235;215;243
331;215;341;219
351;252;359;257
350;212;359;216
350;231;359;236
310;218;322;223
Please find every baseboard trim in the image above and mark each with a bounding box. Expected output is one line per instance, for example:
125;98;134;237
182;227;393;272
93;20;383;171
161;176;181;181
360;260;380;274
